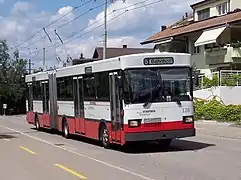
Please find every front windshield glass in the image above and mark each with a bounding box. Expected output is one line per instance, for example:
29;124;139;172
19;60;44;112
123;67;192;104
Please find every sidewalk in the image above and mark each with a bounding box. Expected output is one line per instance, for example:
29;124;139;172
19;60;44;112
195;120;241;140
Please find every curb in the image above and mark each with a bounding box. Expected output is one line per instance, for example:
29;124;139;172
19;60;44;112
229;124;241;128
196;120;233;126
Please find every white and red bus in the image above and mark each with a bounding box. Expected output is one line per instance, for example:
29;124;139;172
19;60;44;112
25;52;196;149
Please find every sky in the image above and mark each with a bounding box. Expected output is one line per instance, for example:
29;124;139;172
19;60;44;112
0;0;198;69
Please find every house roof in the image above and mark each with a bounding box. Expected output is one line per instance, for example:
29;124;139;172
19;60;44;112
190;0;214;9
140;10;241;45
93;46;154;59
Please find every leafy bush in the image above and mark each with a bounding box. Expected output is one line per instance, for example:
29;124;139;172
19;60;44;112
194;97;241;122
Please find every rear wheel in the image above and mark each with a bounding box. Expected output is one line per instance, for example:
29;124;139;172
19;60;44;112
63;119;69;138
35;115;40;130
100;125;110;149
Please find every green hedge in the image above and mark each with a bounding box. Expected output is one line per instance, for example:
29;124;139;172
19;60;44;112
194;97;241;122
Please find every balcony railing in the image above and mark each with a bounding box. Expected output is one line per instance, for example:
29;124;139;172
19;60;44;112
194;70;241;90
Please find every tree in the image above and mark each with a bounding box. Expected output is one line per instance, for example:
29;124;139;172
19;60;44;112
0;40;27;115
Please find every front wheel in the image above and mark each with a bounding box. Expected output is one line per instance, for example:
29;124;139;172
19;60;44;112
100;125;110;149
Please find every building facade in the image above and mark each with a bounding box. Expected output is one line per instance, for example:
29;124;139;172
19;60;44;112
141;0;241;75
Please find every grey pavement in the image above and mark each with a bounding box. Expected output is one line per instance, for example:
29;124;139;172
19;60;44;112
195;120;241;140
0;115;241;180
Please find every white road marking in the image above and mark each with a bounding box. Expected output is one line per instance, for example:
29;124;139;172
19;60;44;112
0;124;155;180
63;145;76;151
3;138;9;141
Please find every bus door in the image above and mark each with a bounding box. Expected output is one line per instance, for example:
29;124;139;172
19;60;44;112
109;72;122;143
48;73;58;129
41;81;49;127
73;76;85;134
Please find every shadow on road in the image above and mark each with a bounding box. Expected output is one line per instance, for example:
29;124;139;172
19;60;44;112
117;139;216;154
31;127;215;154
0;134;16;140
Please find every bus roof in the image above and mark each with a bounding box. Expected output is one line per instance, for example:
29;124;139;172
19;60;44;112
25;52;191;82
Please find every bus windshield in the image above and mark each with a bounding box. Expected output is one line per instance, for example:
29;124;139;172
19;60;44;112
123;67;192;104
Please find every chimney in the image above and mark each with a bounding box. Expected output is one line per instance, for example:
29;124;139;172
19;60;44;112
185;12;188;18
161;25;166;31
80;53;84;59
123;45;127;48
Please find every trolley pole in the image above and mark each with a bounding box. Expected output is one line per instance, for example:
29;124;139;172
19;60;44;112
103;0;107;60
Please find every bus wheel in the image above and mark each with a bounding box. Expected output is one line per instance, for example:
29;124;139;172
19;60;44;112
63;120;69;138
100;125;110;149
35;115;40;130
157;139;172;149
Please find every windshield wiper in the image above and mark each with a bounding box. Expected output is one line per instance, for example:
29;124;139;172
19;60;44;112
143;84;162;107
173;96;182;106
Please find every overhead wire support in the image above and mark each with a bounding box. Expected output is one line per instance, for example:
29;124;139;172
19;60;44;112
28;0;163;56
13;0;94;50
20;1;107;50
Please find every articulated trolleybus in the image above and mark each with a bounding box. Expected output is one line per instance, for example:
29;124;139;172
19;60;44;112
25;52;196;149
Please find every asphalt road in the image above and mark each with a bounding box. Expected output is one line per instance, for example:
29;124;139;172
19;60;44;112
0;116;241;180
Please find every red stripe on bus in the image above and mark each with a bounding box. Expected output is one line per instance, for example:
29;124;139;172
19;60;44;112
124;121;194;133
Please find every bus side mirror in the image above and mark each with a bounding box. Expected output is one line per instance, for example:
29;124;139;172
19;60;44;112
117;76;123;88
194;74;199;86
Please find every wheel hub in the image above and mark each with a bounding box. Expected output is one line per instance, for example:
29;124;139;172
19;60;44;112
103;129;109;144
64;125;68;135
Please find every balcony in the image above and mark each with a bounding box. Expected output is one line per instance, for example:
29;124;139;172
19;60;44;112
204;43;241;65
229;46;241;58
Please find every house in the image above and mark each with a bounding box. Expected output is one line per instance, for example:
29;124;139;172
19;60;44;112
66;53;98;66
67;45;154;66
92;45;154;60
141;0;241;74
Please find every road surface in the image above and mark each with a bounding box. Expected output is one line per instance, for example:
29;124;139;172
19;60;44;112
0;115;241;180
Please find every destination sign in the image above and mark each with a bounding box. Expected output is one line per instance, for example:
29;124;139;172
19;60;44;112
143;57;174;65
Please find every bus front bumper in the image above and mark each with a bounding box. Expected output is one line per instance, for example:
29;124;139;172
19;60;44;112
125;128;196;142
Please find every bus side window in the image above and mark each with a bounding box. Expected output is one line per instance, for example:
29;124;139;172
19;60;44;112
83;75;96;101
32;81;42;101
95;72;109;101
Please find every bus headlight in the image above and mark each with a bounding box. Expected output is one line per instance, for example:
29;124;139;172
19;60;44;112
183;116;194;123
128;120;141;127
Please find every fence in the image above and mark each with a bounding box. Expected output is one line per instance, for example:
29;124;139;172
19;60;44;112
194;70;241;90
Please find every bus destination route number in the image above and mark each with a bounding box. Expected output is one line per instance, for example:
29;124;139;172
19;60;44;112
143;57;174;65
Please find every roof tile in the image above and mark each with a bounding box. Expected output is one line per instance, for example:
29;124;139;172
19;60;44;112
141;10;241;45
93;47;154;59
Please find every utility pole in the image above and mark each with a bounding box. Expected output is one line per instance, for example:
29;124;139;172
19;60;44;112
28;59;31;74
43;47;46;71
27;59;34;74
103;0;107;60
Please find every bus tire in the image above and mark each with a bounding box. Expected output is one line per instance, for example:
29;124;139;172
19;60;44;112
62;119;69;139
100;124;110;149
35;115;40;130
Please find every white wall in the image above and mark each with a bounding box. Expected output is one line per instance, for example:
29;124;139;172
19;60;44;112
194;86;241;105
230;0;241;11
187;31;209;69
33;100;43;113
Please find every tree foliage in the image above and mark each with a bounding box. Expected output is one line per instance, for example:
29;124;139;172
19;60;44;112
194;97;241;122
0;40;27;115
194;72;241;122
